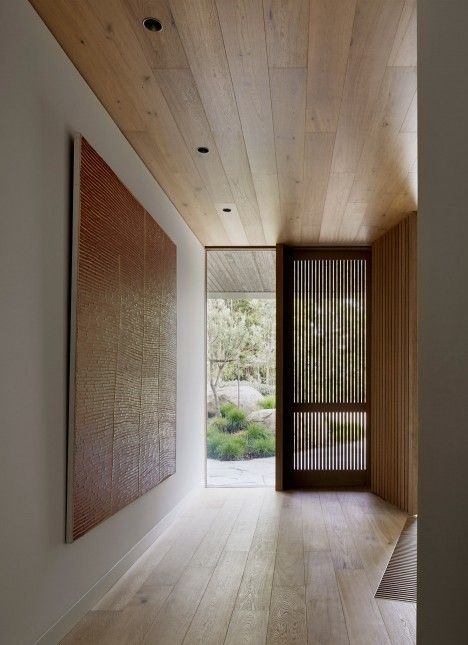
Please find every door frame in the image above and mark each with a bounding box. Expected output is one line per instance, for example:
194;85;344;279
276;245;372;490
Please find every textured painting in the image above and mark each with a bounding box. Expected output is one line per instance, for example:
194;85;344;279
67;136;176;542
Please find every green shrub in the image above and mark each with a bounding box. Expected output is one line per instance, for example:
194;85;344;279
218;434;246;460
246;422;270;440
206;417;275;461
209;417;228;432
207;425;246;460
328;419;365;441
260;395;276;409
248;436;276;458
220;402;236;418
245;423;275;458
225;407;248;433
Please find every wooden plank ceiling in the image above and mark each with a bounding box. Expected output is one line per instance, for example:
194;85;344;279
207;249;276;295
31;0;417;246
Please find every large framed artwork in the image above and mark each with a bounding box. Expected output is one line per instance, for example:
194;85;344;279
67;136;176;542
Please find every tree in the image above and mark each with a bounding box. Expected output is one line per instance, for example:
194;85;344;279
207;300;248;414
207;299;276;413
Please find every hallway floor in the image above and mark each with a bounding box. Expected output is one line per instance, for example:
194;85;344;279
62;489;416;644
207;457;275;487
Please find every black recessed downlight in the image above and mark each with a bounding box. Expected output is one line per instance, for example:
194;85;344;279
143;17;163;32
222;208;232;213
197;146;209;154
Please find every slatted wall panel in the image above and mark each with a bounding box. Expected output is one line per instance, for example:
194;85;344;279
293;259;367;405
371;214;418;514
293;412;367;471
282;249;370;487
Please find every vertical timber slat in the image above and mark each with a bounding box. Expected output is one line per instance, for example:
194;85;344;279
371;214;418;514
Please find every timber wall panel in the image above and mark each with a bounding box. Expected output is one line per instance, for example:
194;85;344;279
371;213;417;514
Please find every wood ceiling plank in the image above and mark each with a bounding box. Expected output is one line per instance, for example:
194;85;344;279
169;0;266;245
216;0;282;245
350;66;417;203
215;0;275;176
152;67;232;202
209;253;235;293
128;132;217;243
217;252;239;292
87;0;233;243
85;0;191;172
207;253;227;293
110;2;235;243
306;0;356;133
220;251;247;292
355;131;416;231
270;68;307;242
125;0;189;68
31;0;417;246
257;249;276;292
241;251;266;293
251;175;282;245
263;0;309;68
30;0;227;245
319;172;355;243
355;224;386;243
30;0;147;131
123;8;248;244
215;208;250;247
360;192;398;228
230;252;261;292
388;0;417;67
254;251;276;292
338;202;368;243
331;0;405;174
207;250;276;295
301;132;335;242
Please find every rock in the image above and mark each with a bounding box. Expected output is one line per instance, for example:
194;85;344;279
207;384;263;416
247;409;276;432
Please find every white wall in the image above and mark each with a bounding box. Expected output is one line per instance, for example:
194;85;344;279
0;1;205;643
418;2;468;642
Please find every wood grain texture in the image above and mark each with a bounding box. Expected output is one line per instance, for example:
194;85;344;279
305;550;349;644
371;214;417;514
207;248;276;296
337;569;391;644
68;137;176;541
60;488;414;644
30;0;417;245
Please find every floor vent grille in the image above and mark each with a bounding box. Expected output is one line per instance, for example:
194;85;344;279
375;517;417;603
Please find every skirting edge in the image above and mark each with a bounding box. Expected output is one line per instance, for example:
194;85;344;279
35;486;201;645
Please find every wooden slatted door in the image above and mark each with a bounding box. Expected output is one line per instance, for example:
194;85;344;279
280;248;371;487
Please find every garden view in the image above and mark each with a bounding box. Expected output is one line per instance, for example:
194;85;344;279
206;298;276;486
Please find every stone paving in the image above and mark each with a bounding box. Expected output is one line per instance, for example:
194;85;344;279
207;456;275;487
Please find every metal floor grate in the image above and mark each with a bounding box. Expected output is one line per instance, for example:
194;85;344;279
375;517;417;603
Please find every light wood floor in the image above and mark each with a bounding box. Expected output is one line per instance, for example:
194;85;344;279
62;488;416;644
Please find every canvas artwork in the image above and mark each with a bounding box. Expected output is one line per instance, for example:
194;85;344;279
67;136;176;542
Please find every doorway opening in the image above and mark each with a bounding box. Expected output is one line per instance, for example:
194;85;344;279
206;248;276;487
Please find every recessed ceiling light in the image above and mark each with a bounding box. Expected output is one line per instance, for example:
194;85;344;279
143;17;163;32
222;208;232;213
197;146;209;154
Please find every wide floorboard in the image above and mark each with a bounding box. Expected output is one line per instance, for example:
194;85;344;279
62;489;416;644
